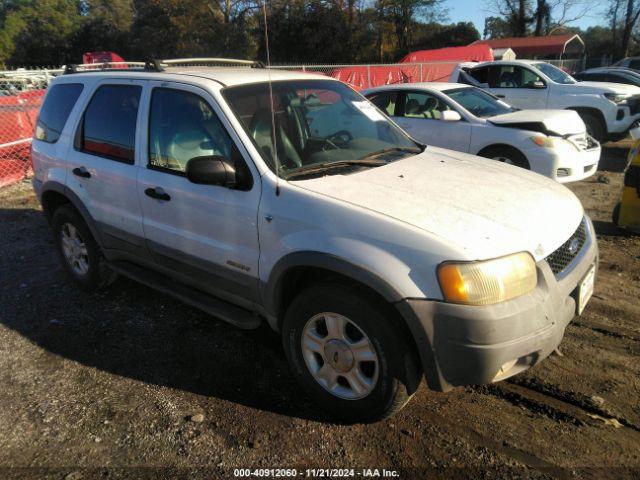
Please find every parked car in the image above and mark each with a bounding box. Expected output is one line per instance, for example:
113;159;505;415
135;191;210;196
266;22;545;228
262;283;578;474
451;60;640;142
574;67;640;88
31;61;598;422
363;83;600;183
612;57;640;71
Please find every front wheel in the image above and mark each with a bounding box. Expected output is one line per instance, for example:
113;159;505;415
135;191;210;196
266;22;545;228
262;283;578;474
579;112;605;143
282;284;421;423
479;146;530;170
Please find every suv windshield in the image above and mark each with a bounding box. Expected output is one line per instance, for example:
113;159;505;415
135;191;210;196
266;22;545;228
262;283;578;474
533;62;576;84
222;79;420;179
445;87;516;118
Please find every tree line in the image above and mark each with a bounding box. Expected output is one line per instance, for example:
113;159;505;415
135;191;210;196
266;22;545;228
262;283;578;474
0;0;481;67
485;0;640;60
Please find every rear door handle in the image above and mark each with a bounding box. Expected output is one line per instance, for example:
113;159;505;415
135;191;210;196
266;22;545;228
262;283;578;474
145;187;171;201
496;94;506;98
72;167;91;179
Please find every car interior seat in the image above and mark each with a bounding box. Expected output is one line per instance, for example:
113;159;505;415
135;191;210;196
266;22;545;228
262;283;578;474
249;109;303;168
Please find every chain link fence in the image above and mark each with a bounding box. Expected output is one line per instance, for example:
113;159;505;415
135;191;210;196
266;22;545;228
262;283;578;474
0;58;590;189
0;68;62;188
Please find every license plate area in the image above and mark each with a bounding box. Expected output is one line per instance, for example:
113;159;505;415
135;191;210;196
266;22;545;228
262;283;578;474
577;264;596;315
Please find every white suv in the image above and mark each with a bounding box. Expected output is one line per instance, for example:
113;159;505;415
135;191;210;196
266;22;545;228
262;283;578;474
31;60;598;422
451;60;640;142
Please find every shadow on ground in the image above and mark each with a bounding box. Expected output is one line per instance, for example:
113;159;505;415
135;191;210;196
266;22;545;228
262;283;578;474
0;207;331;423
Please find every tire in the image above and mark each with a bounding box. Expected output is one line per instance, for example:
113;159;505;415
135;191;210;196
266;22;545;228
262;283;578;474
479;145;530;170
52;205;117;291
282;283;421;423
612;202;621;226
579;112;605;143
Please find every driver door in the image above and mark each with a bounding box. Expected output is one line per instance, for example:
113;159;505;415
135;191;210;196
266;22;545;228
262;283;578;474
136;81;262;308
392;90;472;152
488;65;549;109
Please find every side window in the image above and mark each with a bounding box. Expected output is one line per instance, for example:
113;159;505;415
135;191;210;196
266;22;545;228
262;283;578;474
629;59;640;69
79;84;141;163
148;88;234;174
367;92;397;116
400;92;449;119
492;66;543;88
468;66;489;85
35;83;83;143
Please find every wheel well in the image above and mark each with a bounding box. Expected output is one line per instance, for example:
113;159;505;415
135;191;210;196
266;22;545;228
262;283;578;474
275;265;423;385
477;144;529;168
565;107;607;133
41;190;71;222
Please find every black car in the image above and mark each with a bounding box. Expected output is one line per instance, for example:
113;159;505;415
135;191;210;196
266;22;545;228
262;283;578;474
574;67;640;87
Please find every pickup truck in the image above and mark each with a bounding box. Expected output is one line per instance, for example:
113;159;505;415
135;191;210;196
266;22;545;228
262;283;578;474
451;60;640;142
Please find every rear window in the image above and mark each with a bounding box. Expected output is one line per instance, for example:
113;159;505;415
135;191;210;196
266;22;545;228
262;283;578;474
78;85;141;163
35;83;83;143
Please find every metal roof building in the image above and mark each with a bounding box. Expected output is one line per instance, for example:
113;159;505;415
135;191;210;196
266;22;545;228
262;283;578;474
471;34;585;59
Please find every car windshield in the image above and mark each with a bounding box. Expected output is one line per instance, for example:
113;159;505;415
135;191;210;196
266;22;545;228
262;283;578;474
445;87;516;118
222;79;420;179
533;62;576;84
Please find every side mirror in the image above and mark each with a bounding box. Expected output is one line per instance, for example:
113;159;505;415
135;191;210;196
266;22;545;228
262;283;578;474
440;110;462;122
186;155;236;187
531;81;546;89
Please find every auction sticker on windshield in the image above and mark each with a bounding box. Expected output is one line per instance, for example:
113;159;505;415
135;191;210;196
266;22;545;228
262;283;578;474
578;264;595;315
352;101;386;121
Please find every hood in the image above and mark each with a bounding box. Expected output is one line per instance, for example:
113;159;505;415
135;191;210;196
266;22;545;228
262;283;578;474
292;148;584;261
561;81;640;95
488;109;584;136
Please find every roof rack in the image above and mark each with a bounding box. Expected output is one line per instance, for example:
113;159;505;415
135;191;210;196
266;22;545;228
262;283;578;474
161;58;265;68
62;57;265;75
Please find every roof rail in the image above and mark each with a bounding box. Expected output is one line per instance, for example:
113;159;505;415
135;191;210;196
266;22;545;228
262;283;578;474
62;61;160;75
161;58;265;68
61;57;265;75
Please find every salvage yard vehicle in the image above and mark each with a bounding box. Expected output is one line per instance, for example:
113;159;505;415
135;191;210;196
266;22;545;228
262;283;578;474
31;60;598;422
363;83;600;183
451;60;640;142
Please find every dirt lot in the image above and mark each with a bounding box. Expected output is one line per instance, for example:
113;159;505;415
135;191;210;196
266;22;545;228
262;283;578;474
0;143;639;480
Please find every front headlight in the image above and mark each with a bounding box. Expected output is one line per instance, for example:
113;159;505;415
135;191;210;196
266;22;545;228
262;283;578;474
530;136;556;148
437;252;537;305
604;92;630;105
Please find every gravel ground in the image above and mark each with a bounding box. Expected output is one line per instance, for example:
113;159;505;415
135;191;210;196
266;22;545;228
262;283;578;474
0;143;639;480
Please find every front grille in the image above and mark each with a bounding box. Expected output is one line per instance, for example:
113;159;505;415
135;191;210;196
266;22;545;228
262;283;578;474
545;219;588;276
629;95;640;114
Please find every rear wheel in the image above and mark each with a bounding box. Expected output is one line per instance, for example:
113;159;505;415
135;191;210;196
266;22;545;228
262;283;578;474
52;205;117;291
479;146;530;170
282;283;421;423
579;112;605;143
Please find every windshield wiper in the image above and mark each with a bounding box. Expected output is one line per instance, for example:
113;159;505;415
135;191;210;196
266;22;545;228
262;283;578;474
359;146;422;160
284;159;388;180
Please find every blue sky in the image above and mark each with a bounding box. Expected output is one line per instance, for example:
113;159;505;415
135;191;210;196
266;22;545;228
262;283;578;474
445;0;603;35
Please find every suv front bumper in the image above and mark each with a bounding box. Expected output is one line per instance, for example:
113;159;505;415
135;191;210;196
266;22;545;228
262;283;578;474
397;218;598;392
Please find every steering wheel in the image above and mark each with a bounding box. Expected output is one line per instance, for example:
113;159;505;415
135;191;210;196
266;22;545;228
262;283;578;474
322;130;353;150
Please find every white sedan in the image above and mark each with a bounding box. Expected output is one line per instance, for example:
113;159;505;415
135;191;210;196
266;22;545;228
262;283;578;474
363;83;601;183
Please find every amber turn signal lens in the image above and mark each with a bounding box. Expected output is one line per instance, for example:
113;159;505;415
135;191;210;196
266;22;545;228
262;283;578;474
438;252;537;305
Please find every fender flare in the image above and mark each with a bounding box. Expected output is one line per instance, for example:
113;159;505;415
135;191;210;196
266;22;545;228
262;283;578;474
262;251;405;320
40;180;104;246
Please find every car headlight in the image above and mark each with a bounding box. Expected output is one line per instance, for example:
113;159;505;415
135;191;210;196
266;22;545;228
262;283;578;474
530;136;556;148
437;252;537;305
604;92;630;105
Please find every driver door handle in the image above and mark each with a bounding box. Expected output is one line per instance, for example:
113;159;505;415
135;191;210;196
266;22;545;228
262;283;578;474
72;166;91;179
495;94;506;98
145;187;171;201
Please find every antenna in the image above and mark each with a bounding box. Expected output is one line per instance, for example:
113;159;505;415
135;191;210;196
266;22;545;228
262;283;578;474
262;0;280;196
